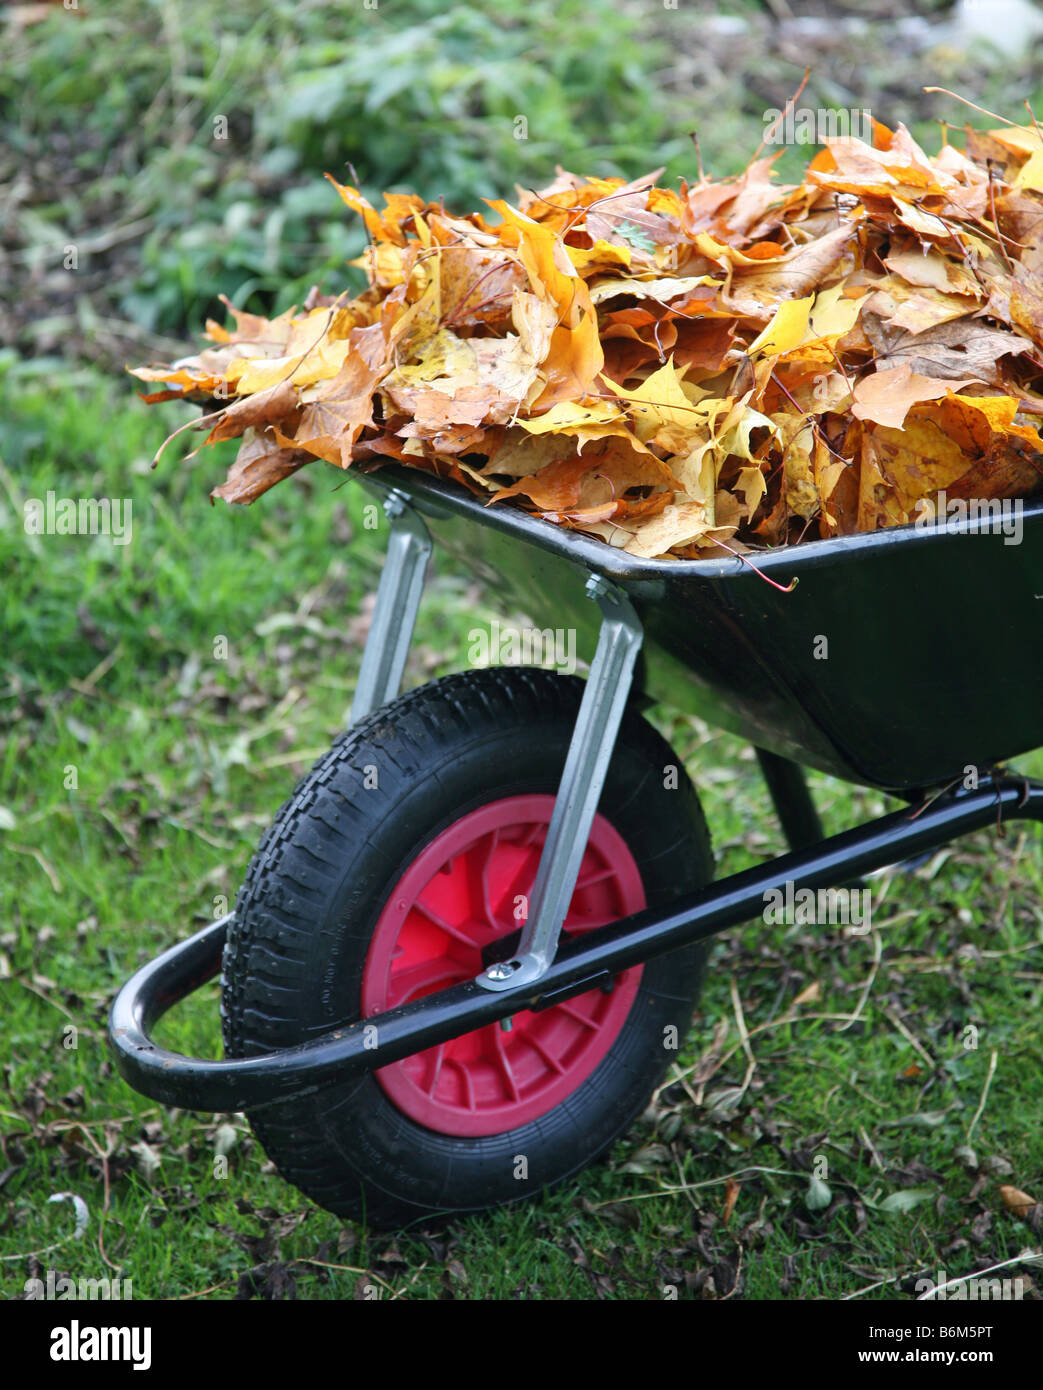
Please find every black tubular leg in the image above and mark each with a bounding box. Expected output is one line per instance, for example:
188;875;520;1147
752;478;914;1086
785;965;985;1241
755;746;826;850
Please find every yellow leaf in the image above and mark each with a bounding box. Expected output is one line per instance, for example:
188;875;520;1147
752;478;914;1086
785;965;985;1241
233;338;355;395
349;241;410;288
388;328;476;388
588;275;714;306
988;125;1043;156
719;404;778;462
1016;150;1043;192
518;400;625;434
517;398;647;452
605;359;697;444
621;500;712;557
747;295;815;356
568;239;632;274
735;465;767;515
783;420;820;520
807;283;864;341
693;232;775;268
511;289;557;366
891;196;953;242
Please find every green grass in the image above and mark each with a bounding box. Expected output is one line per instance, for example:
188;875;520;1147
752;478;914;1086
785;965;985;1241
1;366;1041;1300
3;0;1043;1303
2;0;695;353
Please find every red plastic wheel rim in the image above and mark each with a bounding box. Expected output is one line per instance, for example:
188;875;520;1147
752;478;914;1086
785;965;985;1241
361;795;646;1136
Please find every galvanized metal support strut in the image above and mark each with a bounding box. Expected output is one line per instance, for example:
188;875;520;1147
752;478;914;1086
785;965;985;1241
477;575;644;991
350;490;432;724
349;493;645;994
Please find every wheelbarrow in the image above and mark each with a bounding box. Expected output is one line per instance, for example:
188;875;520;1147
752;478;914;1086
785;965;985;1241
109;465;1043;1226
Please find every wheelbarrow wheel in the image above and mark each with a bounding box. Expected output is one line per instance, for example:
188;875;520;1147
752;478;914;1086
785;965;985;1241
221;667;713;1228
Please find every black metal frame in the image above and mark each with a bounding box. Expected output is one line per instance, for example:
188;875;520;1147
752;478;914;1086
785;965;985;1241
107;468;1043;1118
109;775;1043;1114
755;748;827;852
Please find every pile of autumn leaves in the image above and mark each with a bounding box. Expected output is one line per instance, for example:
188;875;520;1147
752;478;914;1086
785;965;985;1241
134;120;1043;559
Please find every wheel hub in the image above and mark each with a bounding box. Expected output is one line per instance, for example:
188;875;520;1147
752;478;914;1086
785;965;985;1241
361;795;646;1136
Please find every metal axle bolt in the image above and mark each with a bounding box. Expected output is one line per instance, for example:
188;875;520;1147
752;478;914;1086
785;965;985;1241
486;960;519;982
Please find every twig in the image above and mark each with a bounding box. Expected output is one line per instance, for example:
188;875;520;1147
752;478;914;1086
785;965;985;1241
860;1125;886;1172
833;926;883;1033
0;1241;67;1263
922;89;1025;134
7;844;61;893
842;1270;906;1299
589;1165;806;1207
917;1249;1042;1301
670;1011;878;1088
881;1004;936;1069
751;69;811;164
729;975;758;1102
75;644;123;698
690;129;705;184
79;1127;121;1274
966;1048;999;1143
294;1258;397;1293
8;976;80;1024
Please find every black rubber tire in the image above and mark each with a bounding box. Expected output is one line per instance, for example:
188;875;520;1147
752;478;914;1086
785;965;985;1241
221;668;714;1228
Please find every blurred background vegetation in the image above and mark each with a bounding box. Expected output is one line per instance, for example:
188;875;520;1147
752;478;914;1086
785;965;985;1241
2;0;1042;1301
4;0;1043;365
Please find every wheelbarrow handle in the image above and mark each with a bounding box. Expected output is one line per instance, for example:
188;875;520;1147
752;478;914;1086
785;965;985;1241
108;776;1043;1115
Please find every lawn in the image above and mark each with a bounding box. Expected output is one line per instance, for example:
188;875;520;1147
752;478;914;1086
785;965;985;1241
1;364;1040;1300
2;0;1041;1302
